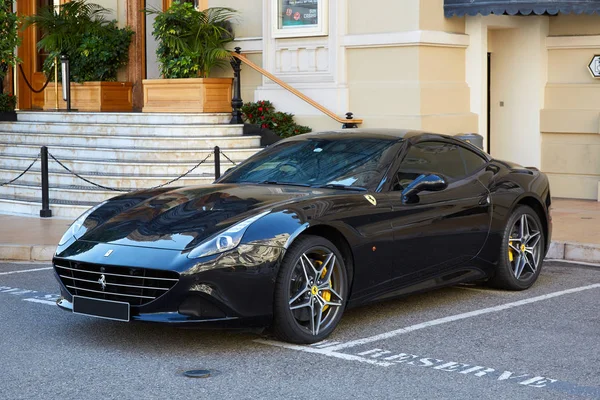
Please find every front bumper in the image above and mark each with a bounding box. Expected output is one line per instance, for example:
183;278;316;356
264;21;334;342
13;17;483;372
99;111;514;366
53;241;285;327
55;297;270;328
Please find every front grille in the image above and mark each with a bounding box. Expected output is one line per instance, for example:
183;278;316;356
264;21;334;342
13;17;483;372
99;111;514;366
54;260;179;306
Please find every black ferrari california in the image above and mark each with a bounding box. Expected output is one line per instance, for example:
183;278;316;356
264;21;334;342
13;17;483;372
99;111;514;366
53;129;552;344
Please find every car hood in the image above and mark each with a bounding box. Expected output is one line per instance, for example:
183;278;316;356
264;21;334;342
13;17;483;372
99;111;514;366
79;184;321;250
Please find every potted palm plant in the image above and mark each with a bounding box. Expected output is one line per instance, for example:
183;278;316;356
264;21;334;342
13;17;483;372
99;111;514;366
24;0;134;111
0;0;20;120
142;2;237;113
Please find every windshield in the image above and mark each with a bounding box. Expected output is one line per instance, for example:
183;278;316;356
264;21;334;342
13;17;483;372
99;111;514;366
219;137;399;189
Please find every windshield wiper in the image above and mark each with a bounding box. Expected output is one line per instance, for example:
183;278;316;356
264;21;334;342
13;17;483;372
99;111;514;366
258;180;311;187
314;184;367;191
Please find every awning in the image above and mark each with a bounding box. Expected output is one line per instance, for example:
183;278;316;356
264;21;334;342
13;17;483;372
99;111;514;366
444;0;600;17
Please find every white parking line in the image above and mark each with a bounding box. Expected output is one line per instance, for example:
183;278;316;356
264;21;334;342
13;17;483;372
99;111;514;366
0;267;53;276
0;285;60;305
256;283;600;357
323;283;600;352
23;298;57;306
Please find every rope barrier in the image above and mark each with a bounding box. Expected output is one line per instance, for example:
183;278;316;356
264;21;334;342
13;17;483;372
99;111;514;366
0;155;40;187
219;151;238;166
18;64;52;94
48;151;213;192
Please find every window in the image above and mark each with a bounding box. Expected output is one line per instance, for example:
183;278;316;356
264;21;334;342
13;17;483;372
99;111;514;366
459;147;487;175
392;142;466;191
220;137;398;189
272;0;327;38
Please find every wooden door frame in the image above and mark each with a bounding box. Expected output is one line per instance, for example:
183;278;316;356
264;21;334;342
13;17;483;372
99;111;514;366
16;0;35;110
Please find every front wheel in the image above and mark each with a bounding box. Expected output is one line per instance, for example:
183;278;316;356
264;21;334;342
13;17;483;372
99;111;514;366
273;235;348;344
489;205;545;290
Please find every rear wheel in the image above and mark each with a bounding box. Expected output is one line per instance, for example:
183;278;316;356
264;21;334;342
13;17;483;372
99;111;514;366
273;235;348;344
489;205;545;290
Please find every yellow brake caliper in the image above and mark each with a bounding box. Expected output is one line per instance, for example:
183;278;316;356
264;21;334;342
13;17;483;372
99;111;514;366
315;261;332;311
508;236;514;262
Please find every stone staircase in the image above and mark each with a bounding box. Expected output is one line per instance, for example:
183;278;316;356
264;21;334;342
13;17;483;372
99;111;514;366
0;111;262;218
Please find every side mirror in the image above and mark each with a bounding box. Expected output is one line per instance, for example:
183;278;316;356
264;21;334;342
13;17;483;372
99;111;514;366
401;174;447;202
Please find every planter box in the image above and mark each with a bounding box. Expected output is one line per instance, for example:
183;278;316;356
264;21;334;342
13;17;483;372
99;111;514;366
142;78;233;113
43;82;133;112
0;111;17;121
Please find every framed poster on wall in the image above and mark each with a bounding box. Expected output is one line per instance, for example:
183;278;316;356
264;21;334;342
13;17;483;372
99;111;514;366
272;0;327;38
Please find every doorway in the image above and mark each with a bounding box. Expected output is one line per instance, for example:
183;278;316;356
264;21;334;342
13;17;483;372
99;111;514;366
487;26;544;168
16;0;59;110
486;52;491;154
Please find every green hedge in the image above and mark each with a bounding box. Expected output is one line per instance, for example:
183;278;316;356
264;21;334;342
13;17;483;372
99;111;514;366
242;100;311;138
0;93;16;112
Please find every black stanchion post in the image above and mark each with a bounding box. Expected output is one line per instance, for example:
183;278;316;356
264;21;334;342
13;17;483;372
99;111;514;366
230;47;244;124
214;146;221;180
60;54;71;112
342;112;358;129
40;146;52;218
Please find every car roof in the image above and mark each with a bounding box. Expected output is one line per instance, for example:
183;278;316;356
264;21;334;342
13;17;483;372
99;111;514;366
283;129;491;160
287;128;426;141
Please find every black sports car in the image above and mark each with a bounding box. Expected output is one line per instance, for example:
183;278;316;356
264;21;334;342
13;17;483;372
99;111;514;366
53;129;552;344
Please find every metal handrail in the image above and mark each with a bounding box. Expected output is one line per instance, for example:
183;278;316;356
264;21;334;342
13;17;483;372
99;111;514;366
230;50;363;126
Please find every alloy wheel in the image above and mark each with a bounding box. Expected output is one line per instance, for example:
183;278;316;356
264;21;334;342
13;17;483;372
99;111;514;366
508;214;543;280
288;247;345;336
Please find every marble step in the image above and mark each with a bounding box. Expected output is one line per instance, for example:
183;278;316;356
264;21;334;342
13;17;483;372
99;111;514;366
1;154;236;176
0;143;259;162
0;132;261;149
0;182;121;203
0;121;245;137
0;166;215;190
16;111;233;125
0;179;217;203
0;194;95;218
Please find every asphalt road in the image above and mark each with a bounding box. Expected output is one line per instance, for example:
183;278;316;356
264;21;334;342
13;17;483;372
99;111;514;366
0;261;598;400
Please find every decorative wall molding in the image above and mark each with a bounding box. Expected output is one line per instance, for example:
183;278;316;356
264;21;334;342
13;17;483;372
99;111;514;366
546;35;600;49
231;37;264;53
342;30;470;49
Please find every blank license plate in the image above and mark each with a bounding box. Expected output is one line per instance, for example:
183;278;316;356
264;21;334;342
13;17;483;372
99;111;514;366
73;296;130;322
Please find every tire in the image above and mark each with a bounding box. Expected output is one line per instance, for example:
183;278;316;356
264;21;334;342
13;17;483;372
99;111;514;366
273;235;348;344
488;205;545;290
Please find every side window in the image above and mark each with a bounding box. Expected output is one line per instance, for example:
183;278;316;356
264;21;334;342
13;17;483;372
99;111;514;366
459;147;487;175
392;142;465;191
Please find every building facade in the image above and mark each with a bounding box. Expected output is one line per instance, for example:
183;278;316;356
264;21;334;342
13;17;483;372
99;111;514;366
9;0;600;200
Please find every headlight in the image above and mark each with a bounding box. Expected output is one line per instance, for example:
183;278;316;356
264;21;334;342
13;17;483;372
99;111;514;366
187;211;270;259
57;202;106;246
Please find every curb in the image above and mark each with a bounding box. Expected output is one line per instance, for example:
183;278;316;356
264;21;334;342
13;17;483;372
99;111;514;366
1;241;599;266
0;244;55;262
546;241;600;265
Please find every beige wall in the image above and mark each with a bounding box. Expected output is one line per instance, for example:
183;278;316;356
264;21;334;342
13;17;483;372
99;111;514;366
542;15;600;200
549;14;600;36
345;44;475;134
348;0;419;34
419;0;465;33
209;0;263;38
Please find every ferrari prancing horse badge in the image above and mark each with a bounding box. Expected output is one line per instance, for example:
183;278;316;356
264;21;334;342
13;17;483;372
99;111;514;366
364;195;377;206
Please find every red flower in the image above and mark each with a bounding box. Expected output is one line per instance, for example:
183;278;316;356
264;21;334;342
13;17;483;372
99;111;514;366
248;114;253;118
258;107;263;112
261;124;267;128
261;116;265;120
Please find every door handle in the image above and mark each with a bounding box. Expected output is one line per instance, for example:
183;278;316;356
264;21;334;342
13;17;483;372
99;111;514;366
479;195;490;206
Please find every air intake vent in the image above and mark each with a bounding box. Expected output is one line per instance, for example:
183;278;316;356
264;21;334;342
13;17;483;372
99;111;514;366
54;260;179;306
